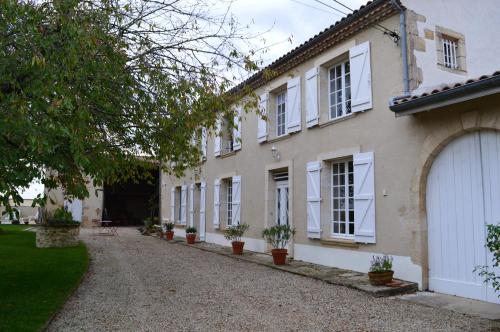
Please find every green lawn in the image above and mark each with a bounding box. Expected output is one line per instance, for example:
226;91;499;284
0;225;88;332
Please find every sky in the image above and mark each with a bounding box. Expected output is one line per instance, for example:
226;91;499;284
228;0;368;66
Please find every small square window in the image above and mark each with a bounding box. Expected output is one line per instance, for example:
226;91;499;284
442;37;458;69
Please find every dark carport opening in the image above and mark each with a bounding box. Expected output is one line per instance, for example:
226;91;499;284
102;168;159;226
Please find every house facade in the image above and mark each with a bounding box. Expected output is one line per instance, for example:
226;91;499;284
56;0;500;304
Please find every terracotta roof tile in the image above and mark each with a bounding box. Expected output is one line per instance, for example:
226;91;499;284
392;71;500;106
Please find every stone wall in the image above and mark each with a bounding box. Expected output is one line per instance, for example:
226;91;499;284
36;225;81;248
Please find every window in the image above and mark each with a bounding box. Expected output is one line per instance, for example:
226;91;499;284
331;160;354;238
435;27;466;73
221;116;234;154
226;178;233;226
329;61;351;119
276;91;287;137
442;37;458;69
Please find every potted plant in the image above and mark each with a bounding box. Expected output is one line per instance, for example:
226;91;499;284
368;255;394;286
164;221;175;240
262;224;295;265
223;223;249;255
185;226;197;244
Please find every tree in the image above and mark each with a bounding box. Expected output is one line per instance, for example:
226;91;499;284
475;224;500;297
0;0;260;212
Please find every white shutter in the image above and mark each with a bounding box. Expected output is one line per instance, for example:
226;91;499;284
213;179;220;229
232;175;241;226
170;187;176;221
306;161;321;238
189;184;195;227
199;182;206;241
201;127;207;160
214;119;221;156
354;152;376;243
287;77;301;133
180;185;187;225
305;67;319;128
257;93;268;143
233;107;242;151
350;41;372;113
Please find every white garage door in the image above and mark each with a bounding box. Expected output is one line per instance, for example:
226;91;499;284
427;130;500;304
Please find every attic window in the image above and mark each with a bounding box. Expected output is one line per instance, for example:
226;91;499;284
442;37;458;69
435;26;466;73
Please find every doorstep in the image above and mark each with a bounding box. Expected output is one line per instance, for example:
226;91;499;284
157;235;418;297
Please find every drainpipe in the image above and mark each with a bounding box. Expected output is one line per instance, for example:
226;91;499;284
390;0;411;105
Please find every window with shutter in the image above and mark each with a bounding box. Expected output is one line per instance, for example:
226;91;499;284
305;67;319;128
213;179;220;229
349;41;372;113
214;119;221;156
201;127;207;160
189;184;195;227
180;185;187;225
170;187;176;221
306;161;321;239
286;76;301;133
353;152;376;243
258;93;268;143
232;176;241;226
233;107;242;151
199;182;206;240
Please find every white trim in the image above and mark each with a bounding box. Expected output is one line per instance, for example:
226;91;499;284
205;232;267;253
293;243;422;288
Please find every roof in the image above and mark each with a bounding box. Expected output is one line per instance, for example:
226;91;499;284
230;0;401;94
389;71;500;115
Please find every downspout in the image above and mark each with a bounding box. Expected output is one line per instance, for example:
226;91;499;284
390;0;411;105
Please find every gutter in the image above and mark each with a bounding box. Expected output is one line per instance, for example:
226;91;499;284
390;0;411;103
389;74;500;115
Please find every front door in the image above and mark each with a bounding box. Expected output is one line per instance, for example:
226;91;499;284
276;181;289;226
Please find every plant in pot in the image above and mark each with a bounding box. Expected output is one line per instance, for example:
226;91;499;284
368;255;394;286
36;207;81;248
185;226;197;244
262;224;295;265
163;221;174;240
223;223;249;255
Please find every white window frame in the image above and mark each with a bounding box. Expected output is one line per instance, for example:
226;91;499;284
328;60;351;120
331;159;354;239
276;91;287;137
226;179;233;226
442;37;458;70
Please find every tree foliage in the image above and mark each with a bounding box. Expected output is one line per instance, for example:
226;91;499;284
0;0;259;211
475;224;500;297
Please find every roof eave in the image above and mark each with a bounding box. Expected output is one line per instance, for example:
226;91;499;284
389;75;500;116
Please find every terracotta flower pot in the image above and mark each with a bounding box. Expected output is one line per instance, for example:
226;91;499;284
165;231;174;241
231;241;245;255
271;248;287;265
368;271;394;286
186;233;196;244
158;232;164;239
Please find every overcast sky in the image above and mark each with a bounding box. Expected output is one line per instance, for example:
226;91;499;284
228;0;368;66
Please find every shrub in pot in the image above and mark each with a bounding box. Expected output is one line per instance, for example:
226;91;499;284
262;224;295;265
186;226;197;244
223;223;250;255
163;221;175;240
368;255;394;286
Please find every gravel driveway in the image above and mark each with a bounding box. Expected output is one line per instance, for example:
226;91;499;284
48;228;500;332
